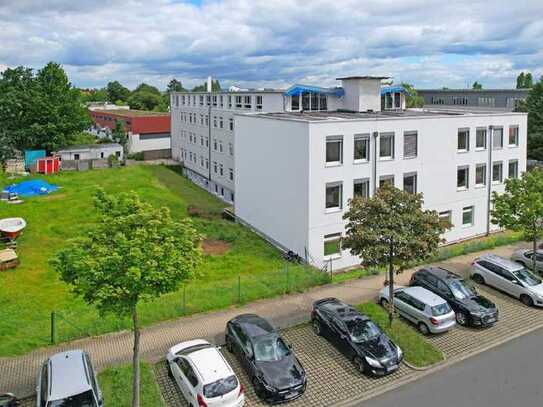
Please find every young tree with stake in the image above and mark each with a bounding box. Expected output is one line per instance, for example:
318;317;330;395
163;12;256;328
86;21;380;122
51;189;202;407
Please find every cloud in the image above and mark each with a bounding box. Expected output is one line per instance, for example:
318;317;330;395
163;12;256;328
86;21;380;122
0;0;541;89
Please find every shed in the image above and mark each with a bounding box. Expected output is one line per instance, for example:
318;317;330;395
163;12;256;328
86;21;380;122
56;143;123;161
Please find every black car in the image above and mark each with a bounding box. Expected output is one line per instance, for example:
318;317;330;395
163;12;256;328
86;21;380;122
410;267;498;327
225;314;306;404
311;298;403;376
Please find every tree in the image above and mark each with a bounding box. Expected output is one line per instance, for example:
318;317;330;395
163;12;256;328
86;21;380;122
516;72;534;89
517;72;526;89
128;83;164;111
192;79;221;92
166;78;186;93
51;189;202;407
0;128;16;166
79;87;108;103
106;81;131;103
472;81;483;90
521;76;543;160
342;183;447;326
111;119;128;160
492;169;543;272
400;83;424;108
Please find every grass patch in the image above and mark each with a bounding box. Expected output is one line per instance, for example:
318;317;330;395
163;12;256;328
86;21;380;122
434;231;523;261
98;363;164;407
357;303;444;368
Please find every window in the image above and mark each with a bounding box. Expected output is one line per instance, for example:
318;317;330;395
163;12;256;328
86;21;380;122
205;158;209;169
403;172;417;194
229;168;234;181
324;233;342;257
219;141;223;153
229;118;234;131
200;136;204;146
213;139;218;151
219;95;224;108
200;114;204;125
379;175;394;188
493;127;503;149
205;115;209;126
476;128;487;149
319;94;327;110
219;164;223;176
509;126;519;146
462;206;474;226
213;161;217;174
492;161;503;183
219;116;224;129
509;160;519;179
200;156;204;166
379;133;394;159
74;153;80;160
326;136;343;165
212;95;217;106
457;166;469;189
403;131;418;158
353;178;369;199
213;116;217;128
199;95;204;106
100;152;104;159
353;134;369;162
478;97;495;107
325;182;342;210
235;95;242;108
439;211;452;229
175;95;179;107
475;164;486;186
256;95;263;110
244;95;251;108
457;128;469;152
228;95;232;108
229;143;234;156
291;95;300;111
205;137;209;147
177;358;199;387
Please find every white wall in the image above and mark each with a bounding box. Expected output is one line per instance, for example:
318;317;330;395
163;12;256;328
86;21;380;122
341;79;382;112
127;132;171;154
58;145;123;160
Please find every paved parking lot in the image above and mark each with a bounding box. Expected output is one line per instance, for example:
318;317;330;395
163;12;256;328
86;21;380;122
155;282;543;407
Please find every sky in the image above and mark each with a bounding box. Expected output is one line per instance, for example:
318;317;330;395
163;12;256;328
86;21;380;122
0;0;542;91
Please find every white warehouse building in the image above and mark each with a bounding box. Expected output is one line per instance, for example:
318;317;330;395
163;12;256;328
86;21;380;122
172;76;527;270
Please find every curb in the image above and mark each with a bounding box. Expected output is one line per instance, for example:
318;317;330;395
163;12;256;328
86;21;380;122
401;351;446;371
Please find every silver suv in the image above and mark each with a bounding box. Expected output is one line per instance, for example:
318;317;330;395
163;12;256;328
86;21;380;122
470;254;543;307
378;286;456;334
37;350;103;407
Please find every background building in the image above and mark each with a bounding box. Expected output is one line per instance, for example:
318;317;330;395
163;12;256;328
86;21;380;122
417;89;529;111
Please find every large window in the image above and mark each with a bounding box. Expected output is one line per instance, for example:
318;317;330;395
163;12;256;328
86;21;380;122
326;136;343;165
475;164;486;186
457;128;469;152
291;95;300;111
509;160;519;179
476;128;487;149
509;126;519;146
256;95;263;110
403;172;417;194
324;233;342;257
379;133;394;159
379;175;394;188
457;166;469;190
492;161;503;183
439;211;452;229
403;131;418;158
353;134;370;162
462;206;474;227
493;127;503;149
325;182;343;210
353;178;369;198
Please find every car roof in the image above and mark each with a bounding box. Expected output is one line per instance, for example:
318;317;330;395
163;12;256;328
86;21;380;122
187;346;234;385
317;298;369;322
233;314;275;338
478;254;523;271
419;267;462;281
48;350;92;401
401;286;448;306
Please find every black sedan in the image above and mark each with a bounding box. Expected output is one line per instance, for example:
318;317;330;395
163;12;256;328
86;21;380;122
410;267;498;327
225;314;306;404
311;298;403;376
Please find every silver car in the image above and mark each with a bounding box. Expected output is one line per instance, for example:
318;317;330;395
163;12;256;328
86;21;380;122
378;286;456;335
470;254;543;307
511;249;543;273
37;350;103;407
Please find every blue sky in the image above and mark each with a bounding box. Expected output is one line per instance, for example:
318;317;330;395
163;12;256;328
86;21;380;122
0;0;541;90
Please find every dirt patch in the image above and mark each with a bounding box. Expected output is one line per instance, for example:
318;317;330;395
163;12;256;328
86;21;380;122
202;239;230;256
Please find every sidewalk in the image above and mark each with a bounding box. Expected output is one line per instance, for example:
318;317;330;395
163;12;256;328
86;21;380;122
0;242;526;398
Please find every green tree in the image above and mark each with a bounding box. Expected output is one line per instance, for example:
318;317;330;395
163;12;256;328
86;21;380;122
521;76;543;160
517;72;526;89
472;81;483;89
517;72;534;89
192;79;221;92
128;83;164;111
492;169;543;273
400;83;424;108
166;78;185;93
111;119;128;160
79;87;108;103
106;81;131;103
51;189;202;407
0;128;16;166
342;183;447;326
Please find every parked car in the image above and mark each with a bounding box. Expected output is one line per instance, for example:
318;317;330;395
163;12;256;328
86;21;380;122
311;297;402;376
0;393;19;407
378;286;456;334
470;254;543;307
410;267;498;327
511;249;543;273
36;350;103;407
225;314;306;404
166;339;244;407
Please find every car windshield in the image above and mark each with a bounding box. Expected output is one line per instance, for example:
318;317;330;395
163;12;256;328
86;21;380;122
49;390;97;407
449;279;476;300
203;375;238;398
431;303;451;316
511;268;542;287
253;336;290;362
346;319;381;343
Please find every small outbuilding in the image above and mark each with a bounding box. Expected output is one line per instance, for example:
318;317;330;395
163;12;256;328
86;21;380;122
56;143;123;161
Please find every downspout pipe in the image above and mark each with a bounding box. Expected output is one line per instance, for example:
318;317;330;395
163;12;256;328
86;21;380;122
372;131;378;196
486;125;493;236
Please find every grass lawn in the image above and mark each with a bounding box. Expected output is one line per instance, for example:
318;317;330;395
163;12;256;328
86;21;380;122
98;362;164;407
357;303;444;368
0;165;328;356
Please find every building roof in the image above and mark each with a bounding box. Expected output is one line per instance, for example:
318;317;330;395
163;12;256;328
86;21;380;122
417;88;530;94
91;109;170;117
174;89;285;95
336;75;390;80
284;84;345;97
380;85;406;95
58;143;122;152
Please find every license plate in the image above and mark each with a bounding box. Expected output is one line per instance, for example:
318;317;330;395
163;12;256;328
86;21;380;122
486;317;496;323
386;364;398;372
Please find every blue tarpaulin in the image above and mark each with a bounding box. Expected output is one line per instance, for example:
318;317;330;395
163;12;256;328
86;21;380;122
3;180;59;197
380;85;406;95
285;84;345;97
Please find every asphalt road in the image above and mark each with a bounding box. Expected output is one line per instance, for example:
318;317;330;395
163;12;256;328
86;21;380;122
356;327;543;407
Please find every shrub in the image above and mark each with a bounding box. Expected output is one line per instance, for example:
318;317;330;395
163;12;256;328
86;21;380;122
127;152;144;161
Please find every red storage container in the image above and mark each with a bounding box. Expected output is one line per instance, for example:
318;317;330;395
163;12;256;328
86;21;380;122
37;157;59;174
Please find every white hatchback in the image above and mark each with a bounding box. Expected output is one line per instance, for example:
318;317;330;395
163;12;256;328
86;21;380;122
167;339;245;407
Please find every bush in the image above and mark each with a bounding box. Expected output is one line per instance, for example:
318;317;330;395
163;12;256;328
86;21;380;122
187;204;222;220
127;152;144;161
107;154;120;167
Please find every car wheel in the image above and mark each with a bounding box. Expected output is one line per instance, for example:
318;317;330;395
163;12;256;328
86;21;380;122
472;274;485;285
455;312;467;326
418;322;430;335
353;356;366;373
168;364;174;379
225;334;234;353
312;319;322;336
520;294;534;307
252;377;265;399
379;298;389;309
